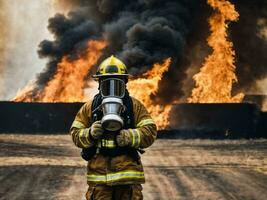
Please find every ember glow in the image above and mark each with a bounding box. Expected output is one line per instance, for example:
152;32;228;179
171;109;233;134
188;0;244;103
128;58;172;129
14;40;107;102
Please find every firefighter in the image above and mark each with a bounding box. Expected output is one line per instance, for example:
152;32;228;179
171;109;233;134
70;55;157;200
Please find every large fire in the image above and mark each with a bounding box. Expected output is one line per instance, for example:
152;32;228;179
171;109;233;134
13;39;172;129
13;0;245;130
39;40;106;102
14;40;107;102
128;58;172;130
188;0;244;103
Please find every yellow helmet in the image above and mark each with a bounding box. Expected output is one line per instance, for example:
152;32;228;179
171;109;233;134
93;55;129;79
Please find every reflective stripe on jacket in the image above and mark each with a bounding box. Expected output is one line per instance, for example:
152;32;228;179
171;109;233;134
70;96;157;186
87;170;145;183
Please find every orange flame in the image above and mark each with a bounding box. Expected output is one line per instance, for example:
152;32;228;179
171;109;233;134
13;81;36;102
13;38;172;129
14;40;107;102
188;0;244;103
128;58;172;129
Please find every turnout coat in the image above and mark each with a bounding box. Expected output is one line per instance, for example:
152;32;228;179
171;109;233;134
70;96;157;186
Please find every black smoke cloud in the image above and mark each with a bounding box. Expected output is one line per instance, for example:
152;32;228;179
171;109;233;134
179;0;267;99
34;0;200;102
35;0;267;104
231;0;267;93
159;0;267;103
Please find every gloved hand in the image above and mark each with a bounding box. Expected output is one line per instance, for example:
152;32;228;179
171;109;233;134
116;129;132;147
90;121;104;140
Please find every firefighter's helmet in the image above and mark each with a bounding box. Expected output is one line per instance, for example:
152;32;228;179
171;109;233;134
93;55;129;80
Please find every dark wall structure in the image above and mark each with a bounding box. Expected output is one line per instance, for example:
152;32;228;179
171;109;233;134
0;101;83;133
167;103;264;139
0;101;266;138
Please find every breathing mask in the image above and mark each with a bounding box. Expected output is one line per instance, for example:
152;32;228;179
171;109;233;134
100;78;126;131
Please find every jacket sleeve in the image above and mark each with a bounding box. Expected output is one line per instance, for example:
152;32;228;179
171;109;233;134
130;97;157;149
69;101;95;148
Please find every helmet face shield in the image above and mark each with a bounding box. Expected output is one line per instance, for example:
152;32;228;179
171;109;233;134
100;78;126;98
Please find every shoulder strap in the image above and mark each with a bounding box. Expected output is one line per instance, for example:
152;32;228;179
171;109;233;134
81;94;101;160
91;93;103;123
122;90;135;129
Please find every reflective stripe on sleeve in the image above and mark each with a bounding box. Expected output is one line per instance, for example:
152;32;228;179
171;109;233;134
71;120;86;129
87;170;144;183
78;128;91;148
136;118;155;128
130;129;141;148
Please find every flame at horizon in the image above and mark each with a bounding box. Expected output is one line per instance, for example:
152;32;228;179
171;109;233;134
39;40;107;102
128;58;172;130
188;0;244;103
14;55;172;130
13;40;107;102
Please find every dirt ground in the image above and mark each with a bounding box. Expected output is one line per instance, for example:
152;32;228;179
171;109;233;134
0;134;267;200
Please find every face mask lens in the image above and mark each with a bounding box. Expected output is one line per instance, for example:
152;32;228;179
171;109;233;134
100;78;125;98
100;80;111;96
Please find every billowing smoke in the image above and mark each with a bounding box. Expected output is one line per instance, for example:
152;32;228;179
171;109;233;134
34;0;200;103
2;0;267;105
179;0;267;101
231;0;267;94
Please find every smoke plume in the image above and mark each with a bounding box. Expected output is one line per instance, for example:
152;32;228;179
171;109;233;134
4;0;267;105
231;0;267;93
179;0;267;101
33;0;200;103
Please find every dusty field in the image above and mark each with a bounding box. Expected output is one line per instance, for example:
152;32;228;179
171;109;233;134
0;134;267;200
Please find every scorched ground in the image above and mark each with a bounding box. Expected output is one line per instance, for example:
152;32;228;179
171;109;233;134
0;134;267;200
